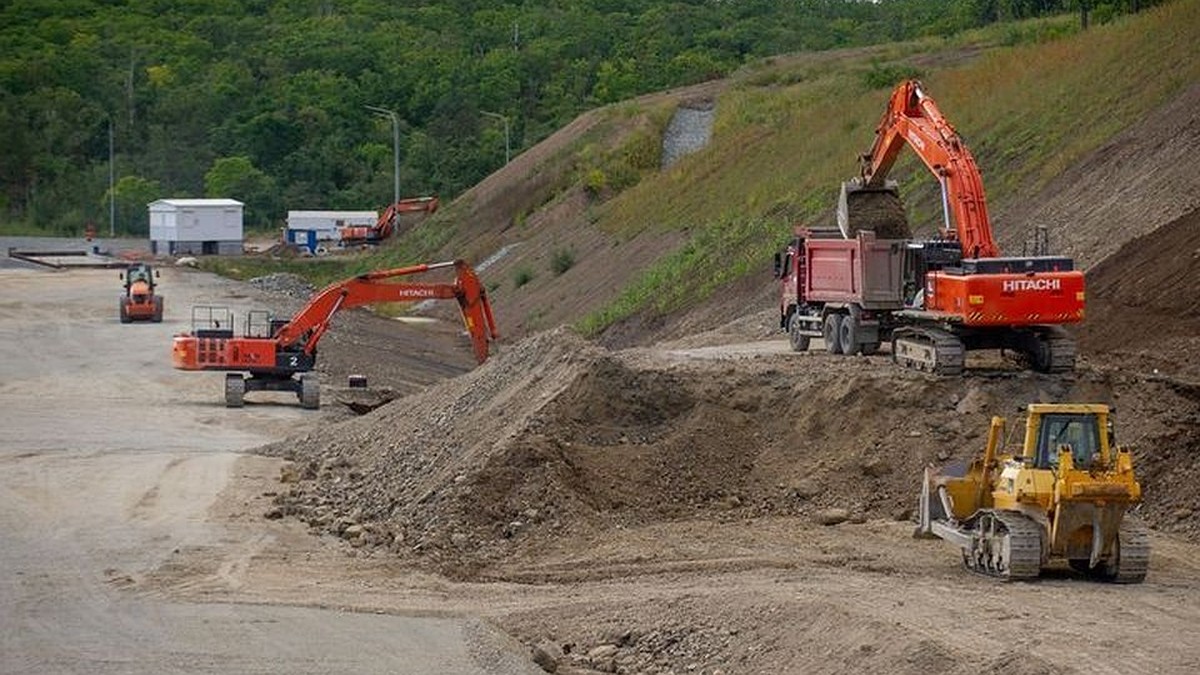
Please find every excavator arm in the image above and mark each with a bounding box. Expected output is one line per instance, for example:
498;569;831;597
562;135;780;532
274;259;497;363
857;80;999;258
173;258;497;375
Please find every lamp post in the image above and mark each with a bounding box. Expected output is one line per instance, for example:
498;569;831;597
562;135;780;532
481;110;511;164
108;118;115;236
365;105;400;206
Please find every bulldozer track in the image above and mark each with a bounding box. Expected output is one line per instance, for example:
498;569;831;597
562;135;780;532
892;327;965;376
963;511;1042;581
1110;517;1150;584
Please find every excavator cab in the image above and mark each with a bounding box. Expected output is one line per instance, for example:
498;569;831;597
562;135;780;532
122;263;156;288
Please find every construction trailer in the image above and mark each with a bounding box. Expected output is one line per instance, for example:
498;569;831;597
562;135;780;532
148;199;244;256
286;210;378;251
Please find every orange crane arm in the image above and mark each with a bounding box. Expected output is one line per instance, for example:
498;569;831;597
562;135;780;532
372;196;440;241
275;259;497;363
858;80;999;259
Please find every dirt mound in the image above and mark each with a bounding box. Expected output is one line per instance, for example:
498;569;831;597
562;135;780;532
1079;206;1200;380
267;324;1200;578
247;272;314;298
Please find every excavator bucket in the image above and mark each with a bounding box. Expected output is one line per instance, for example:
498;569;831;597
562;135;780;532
838;178;911;240
451;259;499;364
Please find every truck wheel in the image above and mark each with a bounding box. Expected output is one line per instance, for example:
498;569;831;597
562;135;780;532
839;314;861;356
788;313;810;352
152;296;164;322
224;374;245;408
299;374;320;410
119;298;132;323
823;314;844;355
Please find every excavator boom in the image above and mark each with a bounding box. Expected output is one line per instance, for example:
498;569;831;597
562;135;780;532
857;80;998;258
273;259;495;361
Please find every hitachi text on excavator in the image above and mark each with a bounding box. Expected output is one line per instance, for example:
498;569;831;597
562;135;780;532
172;259;497;408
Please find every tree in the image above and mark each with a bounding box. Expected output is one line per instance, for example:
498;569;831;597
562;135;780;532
204;156;278;228
107;175;162;235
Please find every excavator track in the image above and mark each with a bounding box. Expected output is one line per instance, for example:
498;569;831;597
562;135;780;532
892;327;965;376
961;511;1043;581
1041;326;1077;374
1104;517;1150;584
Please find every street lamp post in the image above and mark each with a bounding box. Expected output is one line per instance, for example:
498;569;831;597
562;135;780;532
108;119;115;237
365;105;400;206
481;111;510;164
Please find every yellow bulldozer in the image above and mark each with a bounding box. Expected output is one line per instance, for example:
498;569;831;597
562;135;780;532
915;403;1148;582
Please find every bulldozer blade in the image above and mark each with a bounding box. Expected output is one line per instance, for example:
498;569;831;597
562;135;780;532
914;466;941;539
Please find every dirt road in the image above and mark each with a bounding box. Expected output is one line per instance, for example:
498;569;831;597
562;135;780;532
0;262;537;675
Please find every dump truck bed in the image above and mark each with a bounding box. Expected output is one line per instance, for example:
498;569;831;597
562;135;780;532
803;231;906;309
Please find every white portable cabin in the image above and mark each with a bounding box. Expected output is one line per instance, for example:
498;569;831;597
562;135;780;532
148;198;244;256
286;210;378;241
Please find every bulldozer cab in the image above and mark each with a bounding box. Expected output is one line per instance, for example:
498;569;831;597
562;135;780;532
1032;411;1103;470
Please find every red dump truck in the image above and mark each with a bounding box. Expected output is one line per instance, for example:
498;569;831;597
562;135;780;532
774;227;908;356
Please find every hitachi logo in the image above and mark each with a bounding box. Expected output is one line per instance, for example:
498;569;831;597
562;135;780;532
1002;279;1061;292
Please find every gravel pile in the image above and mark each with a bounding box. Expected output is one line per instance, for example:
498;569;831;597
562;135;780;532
264;327;606;573
661;98;715;169
247;272;315;299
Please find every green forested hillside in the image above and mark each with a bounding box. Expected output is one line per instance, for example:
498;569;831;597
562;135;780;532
0;0;1156;234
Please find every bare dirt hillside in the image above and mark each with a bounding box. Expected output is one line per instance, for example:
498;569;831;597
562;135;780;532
996;82;1200;270
1078;206;1200;381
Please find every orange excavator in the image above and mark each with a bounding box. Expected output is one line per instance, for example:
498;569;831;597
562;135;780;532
172;259;497;409
838;79;1085;374
338;196;440;247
